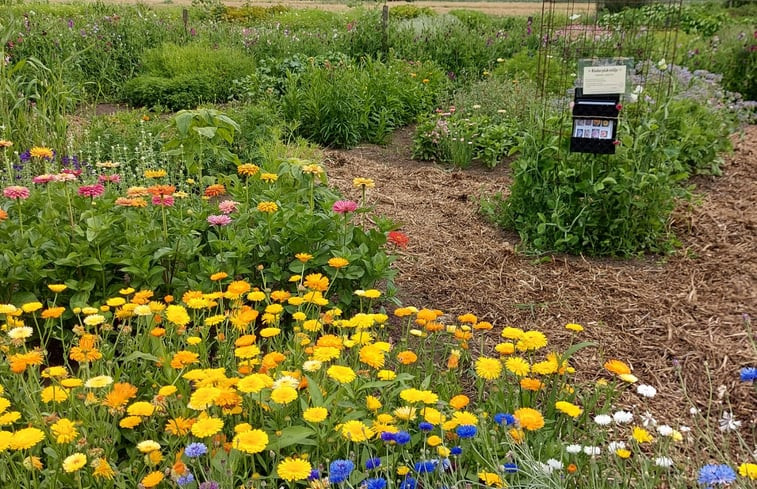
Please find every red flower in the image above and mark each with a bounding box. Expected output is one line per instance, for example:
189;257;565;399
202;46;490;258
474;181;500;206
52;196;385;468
388;231;409;249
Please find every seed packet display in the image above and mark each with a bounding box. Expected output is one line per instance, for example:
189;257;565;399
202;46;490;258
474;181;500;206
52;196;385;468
573;119;613;139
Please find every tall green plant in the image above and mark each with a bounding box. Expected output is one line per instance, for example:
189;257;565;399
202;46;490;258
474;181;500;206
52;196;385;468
162;109;241;180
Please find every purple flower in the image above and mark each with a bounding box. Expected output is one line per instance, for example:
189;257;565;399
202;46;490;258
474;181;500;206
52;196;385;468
207;214;232;226
332;200;358;214
199;482;220;489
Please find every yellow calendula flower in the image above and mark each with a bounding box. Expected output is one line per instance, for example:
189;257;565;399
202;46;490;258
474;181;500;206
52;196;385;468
278;457;312;482
632;426;653;444
366;395;382;411
565;323;584;332
51;418;79;444
232;429;269;454
270;386;298;405
327;365;356;384
48;284;67;293
341;420;374;442
328;257;349;269
475;357;502;380
555;401;583;418
303;407;328;423
62;453;87;473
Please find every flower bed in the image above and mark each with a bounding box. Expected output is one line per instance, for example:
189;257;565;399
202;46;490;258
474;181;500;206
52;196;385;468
0;283;755;488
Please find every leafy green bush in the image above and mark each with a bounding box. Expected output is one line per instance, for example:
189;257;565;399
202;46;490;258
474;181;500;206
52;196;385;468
281;57;447;148
389;4;436;20
482;85;737;256
122;74;217;111
483;117;682;256
448;9;494;31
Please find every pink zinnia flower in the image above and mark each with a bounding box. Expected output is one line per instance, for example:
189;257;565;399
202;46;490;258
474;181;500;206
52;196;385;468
33;174;56;184
218;200;240;215
98;174;121;184
332;200;358;214
151;195;174;207
207;214;232;226
3;186;30;199
62;169;82;177
77;184;105;198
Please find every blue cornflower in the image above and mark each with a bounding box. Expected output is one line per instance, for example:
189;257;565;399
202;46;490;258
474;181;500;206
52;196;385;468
740;367;757;382
364;477;387;489
450;446;462;456
494;413;515;426
177;473;195;487
380;432;395;442
400;477;417;489
455;425;477;439
418;421;434;432
365;457;381;470
308;469;321;481
503;463;518;473
394;431;411;445
184;442;208;458
697;464;736;487
329;460;355;483
414;460;438;473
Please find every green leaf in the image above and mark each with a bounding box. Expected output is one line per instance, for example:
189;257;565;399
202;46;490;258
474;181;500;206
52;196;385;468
266;426;316;450
122;351;161;363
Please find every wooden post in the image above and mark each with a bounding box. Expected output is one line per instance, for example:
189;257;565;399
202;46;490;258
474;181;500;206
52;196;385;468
381;4;389;60
182;8;189;38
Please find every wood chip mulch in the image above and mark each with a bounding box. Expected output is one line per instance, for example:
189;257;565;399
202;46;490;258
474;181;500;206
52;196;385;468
323;124;757;427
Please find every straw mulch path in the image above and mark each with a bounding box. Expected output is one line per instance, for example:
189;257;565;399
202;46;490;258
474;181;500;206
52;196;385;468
324;125;757;424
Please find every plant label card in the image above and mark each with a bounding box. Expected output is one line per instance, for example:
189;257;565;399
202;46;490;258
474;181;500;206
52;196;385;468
583;65;627;95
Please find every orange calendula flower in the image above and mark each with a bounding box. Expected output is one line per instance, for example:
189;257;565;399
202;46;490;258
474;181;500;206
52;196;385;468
141;471;164;488
303;273;328;292
9;350;45;373
0;209;7;221
604;359;632;376
513;407;544;431
397;351;418;365
170;351;199;369
69;334;102;363
102;383;138;410
210;272;228;281
226;280;251;299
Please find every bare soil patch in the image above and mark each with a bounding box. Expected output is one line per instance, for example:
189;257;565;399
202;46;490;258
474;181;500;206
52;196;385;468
324;125;757;423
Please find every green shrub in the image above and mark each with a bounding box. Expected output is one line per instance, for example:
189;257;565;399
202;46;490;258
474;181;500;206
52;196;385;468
122;74;217;111
483;115;682;256
389;4;436;20
123;43;256;109
281;57;447;148
448;9;493;31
